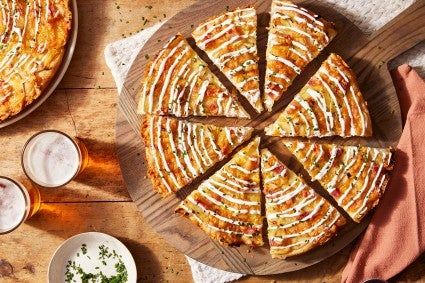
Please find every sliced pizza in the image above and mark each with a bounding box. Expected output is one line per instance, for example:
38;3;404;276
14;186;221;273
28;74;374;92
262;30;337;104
192;8;263;113
283;141;394;222
265;53;372;138
141;115;253;197
261;149;345;259
264;0;337;111
137;34;249;118
176;137;263;246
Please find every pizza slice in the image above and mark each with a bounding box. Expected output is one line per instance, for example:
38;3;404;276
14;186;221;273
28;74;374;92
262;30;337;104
192;8;263;113
283;141;394;222
264;0;337;111
141;115;253;197
265;53;372;137
261;149;345;259
137;34;249;118
176;137;263;246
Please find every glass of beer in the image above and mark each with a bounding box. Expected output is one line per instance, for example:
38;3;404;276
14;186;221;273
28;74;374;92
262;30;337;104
21;130;89;188
0;176;41;235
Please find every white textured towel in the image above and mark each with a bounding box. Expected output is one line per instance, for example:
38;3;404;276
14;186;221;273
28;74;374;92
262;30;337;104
104;1;424;282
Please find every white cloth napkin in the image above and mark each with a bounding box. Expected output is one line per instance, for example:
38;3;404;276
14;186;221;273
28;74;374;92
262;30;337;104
104;1;423;282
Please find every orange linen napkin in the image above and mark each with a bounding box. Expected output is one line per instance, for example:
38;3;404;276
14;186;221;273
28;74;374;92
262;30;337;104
342;64;425;282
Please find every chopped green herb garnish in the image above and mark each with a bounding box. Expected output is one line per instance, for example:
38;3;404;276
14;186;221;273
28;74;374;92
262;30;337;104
64;244;128;283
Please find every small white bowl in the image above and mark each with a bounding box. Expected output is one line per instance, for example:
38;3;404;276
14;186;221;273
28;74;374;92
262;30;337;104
48;232;137;282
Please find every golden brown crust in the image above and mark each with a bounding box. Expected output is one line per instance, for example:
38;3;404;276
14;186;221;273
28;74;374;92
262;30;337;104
284;141;393;222
264;0;337;111
137;34;249;118
141;115;254;197
261;148;345;258
192;7;263;112
176;137;264;247
0;0;72;121
265;53;372;138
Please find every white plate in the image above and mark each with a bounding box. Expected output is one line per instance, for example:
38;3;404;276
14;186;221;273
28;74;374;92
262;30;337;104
48;232;137;283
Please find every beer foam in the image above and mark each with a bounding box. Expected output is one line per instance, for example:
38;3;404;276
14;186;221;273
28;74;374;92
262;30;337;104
0;178;26;233
23;132;80;187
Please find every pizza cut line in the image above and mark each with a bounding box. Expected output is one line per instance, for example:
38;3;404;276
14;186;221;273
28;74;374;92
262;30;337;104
264;0;337;111
176;137;263;247
141;115;254;197
137;34;249;119
261;148;346;258
265;53;372;138
192;7;263;113
284;141;394;222
0;0;72;121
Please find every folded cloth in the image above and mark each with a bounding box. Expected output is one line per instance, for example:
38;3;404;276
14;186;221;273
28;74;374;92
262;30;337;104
342;64;425;282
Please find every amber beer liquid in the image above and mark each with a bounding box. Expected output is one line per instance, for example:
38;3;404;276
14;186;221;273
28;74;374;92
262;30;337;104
0;177;41;234
22;130;89;188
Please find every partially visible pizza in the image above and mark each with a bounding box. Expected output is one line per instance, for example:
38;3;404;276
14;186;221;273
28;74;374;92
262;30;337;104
284;141;394;222
176;137;263;246
265;53;372;138
192;7;263;113
0;0;72;121
264;0;336;111
137;34;249;118
141;115;253;197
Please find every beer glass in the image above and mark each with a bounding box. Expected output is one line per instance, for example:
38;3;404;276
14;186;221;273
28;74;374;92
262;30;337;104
21;130;89;188
0;176;41;235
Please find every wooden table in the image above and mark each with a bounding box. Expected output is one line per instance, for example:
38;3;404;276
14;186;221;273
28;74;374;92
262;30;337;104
0;0;424;282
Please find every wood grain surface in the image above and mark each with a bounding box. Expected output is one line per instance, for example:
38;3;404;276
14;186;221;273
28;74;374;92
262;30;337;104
116;0;425;276
0;0;424;282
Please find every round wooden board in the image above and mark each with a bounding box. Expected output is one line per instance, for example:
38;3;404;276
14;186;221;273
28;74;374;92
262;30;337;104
116;0;406;275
